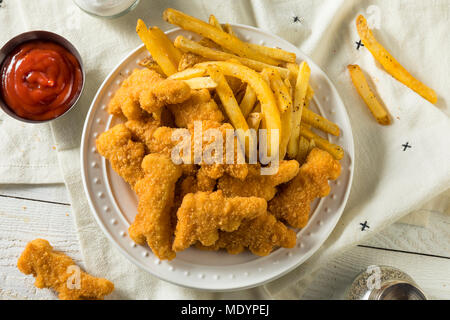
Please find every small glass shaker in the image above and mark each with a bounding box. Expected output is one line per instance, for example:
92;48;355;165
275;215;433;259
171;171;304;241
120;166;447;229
346;265;427;300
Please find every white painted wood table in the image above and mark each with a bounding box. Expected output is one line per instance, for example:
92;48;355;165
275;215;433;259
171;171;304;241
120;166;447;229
0;183;449;300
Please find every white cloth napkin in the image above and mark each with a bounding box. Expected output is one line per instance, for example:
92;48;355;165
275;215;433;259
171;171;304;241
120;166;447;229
1;0;449;299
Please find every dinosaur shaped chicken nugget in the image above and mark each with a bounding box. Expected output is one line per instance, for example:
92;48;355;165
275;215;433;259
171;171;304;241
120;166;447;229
17;239;114;300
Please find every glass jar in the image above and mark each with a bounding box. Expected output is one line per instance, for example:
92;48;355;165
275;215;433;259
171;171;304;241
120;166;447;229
73;0;140;18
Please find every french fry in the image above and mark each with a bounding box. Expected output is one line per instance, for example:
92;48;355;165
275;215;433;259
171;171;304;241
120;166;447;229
268;69;293;159
305;85;314;108
300;125;344;160
138;56;165;75
296;136;310;164
302;108;340;136
197;61;281;157
286;62;315;102
136;19;178;76
307;139;316;153
150;26;182;66
268;69;292;113
356;15;437;104
168;67;206;80
240;85;257;117
174;36;290;78
223;23;236;36
222;20;295;63
207;65;252;155
287;61;310;158
247;112;262;130
209;14;223;30
279;100;293;160
248;43;296;63
348;64;390;125
164;8;279;65
183;77;217;89
252;102;261;113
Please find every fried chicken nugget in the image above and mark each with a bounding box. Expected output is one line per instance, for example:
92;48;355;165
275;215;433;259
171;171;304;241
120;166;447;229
269;148;341;228
129;153;183;260
96;124;146;188
148;121;249;179
197;213;296;256
168;89;224;128
172;190;267;251
107;69;191;120
17;239;114;300
217;160;300;201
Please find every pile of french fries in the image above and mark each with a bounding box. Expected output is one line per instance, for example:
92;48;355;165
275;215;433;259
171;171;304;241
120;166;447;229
136;8;344;161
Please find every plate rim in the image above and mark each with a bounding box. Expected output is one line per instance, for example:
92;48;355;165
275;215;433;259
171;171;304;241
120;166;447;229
80;24;355;291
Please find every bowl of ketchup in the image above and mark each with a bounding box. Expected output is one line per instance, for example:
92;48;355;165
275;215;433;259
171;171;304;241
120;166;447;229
0;31;84;123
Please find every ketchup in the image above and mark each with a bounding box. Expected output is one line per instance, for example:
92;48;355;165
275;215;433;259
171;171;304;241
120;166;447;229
0;40;82;121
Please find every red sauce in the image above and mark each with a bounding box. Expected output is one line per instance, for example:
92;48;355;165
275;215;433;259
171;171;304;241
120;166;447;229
1;40;82;121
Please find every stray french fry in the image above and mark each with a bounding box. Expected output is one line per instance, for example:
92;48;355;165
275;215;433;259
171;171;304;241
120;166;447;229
302;108;340;136
209;14;223;30
183;77;217;89
356;15;437;104
198;61;281;157
247;112;262;130
300;125;344;160
164;8;279;65
168;67;206;80
348;64;390;125
296;136;310;164
240;85;257;118
287;61;310;158
174;36;290;78
136;19;178;76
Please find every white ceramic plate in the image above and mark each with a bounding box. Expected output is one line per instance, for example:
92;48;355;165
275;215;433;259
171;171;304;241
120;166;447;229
81;24;354;291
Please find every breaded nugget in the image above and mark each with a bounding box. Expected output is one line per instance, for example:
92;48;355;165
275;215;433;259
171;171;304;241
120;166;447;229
125;118;160;148
17;239;114;300
269;148;341;228
168;89;224;128
148;121;249;179
172;190;267;251
107;69;191;119
139;78;192;114
129;154;183;260
197;213;296;256
108;68;162;120
217;160;300;201
190;120;249;180
95;124;146;188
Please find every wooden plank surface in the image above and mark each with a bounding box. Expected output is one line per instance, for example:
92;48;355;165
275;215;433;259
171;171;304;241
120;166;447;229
0;184;448;300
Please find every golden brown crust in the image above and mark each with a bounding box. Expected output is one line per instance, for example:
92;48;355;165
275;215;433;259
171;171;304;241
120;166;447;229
172;191;267;251
217;160;300;200
129;154;183;260
17;239;114;300
269;148;341;228
197;213;296;256
95;124;146;188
